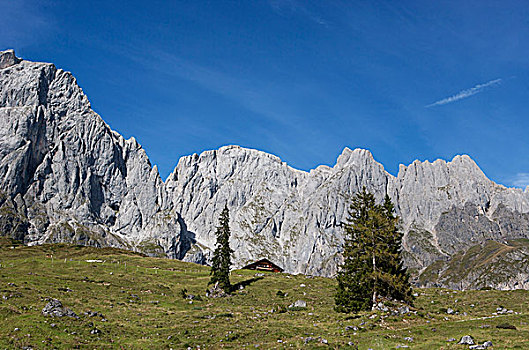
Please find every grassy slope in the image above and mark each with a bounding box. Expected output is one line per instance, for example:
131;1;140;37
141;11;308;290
0;238;528;349
419;239;529;288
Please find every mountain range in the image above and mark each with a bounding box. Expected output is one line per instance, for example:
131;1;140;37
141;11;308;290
1;49;528;289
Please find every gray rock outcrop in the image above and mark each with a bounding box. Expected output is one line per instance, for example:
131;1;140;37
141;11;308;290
459;335;475;345
0;49;20;69
289;300;307;308
1;50;528;288
42;299;78;318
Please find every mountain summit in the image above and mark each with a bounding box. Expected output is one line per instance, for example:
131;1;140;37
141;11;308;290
1;50;528;289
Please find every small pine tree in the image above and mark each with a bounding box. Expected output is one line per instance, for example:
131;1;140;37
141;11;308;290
209;205;234;293
335;188;413;313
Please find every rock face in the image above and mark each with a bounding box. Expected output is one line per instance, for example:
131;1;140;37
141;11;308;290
167;146;529;281
0;49;20;69
0;49;186;257
1;50;528;288
165;146;391;276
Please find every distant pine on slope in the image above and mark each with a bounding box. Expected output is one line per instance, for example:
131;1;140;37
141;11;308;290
209;205;234;293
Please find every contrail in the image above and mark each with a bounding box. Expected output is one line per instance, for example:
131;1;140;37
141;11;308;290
426;78;502;107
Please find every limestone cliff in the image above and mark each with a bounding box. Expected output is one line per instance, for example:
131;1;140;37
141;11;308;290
0;49;185;257
1;50;528;289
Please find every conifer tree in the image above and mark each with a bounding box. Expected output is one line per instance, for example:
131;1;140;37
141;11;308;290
335;188;376;313
380;194;413;304
335;188;413;313
209;205;233;293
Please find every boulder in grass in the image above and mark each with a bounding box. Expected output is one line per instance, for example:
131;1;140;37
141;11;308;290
288;300;307;308
469;342;493;350
206;282;228;298
458;335;475;345
42;299;78;318
398;305;410;314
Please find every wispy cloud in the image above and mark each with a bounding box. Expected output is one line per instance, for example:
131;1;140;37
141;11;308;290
118;45;314;129
510;173;529;189
118;45;332;169
0;0;55;48
426;78;502;108
268;0;328;26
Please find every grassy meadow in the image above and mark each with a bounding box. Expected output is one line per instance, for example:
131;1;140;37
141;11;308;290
0;237;528;349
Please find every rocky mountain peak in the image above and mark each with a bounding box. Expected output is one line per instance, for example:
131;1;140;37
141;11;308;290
335;147;376;168
0;49;21;69
1;51;528;289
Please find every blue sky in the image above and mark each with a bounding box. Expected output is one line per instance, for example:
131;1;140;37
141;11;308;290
2;1;529;187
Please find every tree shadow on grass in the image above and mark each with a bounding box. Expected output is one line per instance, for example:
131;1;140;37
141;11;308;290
231;277;264;292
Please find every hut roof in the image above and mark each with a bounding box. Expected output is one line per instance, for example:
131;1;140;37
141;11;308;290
242;258;284;273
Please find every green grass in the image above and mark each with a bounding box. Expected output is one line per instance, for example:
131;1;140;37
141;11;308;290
0;237;528;349
419;239;529;288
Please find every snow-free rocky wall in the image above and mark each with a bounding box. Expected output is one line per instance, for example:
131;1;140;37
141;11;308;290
1;50;529;288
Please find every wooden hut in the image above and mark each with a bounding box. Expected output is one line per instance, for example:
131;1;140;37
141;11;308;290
242;258;283;273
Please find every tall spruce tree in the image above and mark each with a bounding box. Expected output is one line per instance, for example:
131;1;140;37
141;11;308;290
335;188;413;313
380;194;413;304
209;205;234;293
334;188;375;312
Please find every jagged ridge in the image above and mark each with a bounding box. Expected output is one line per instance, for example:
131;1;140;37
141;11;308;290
1;50;528;289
